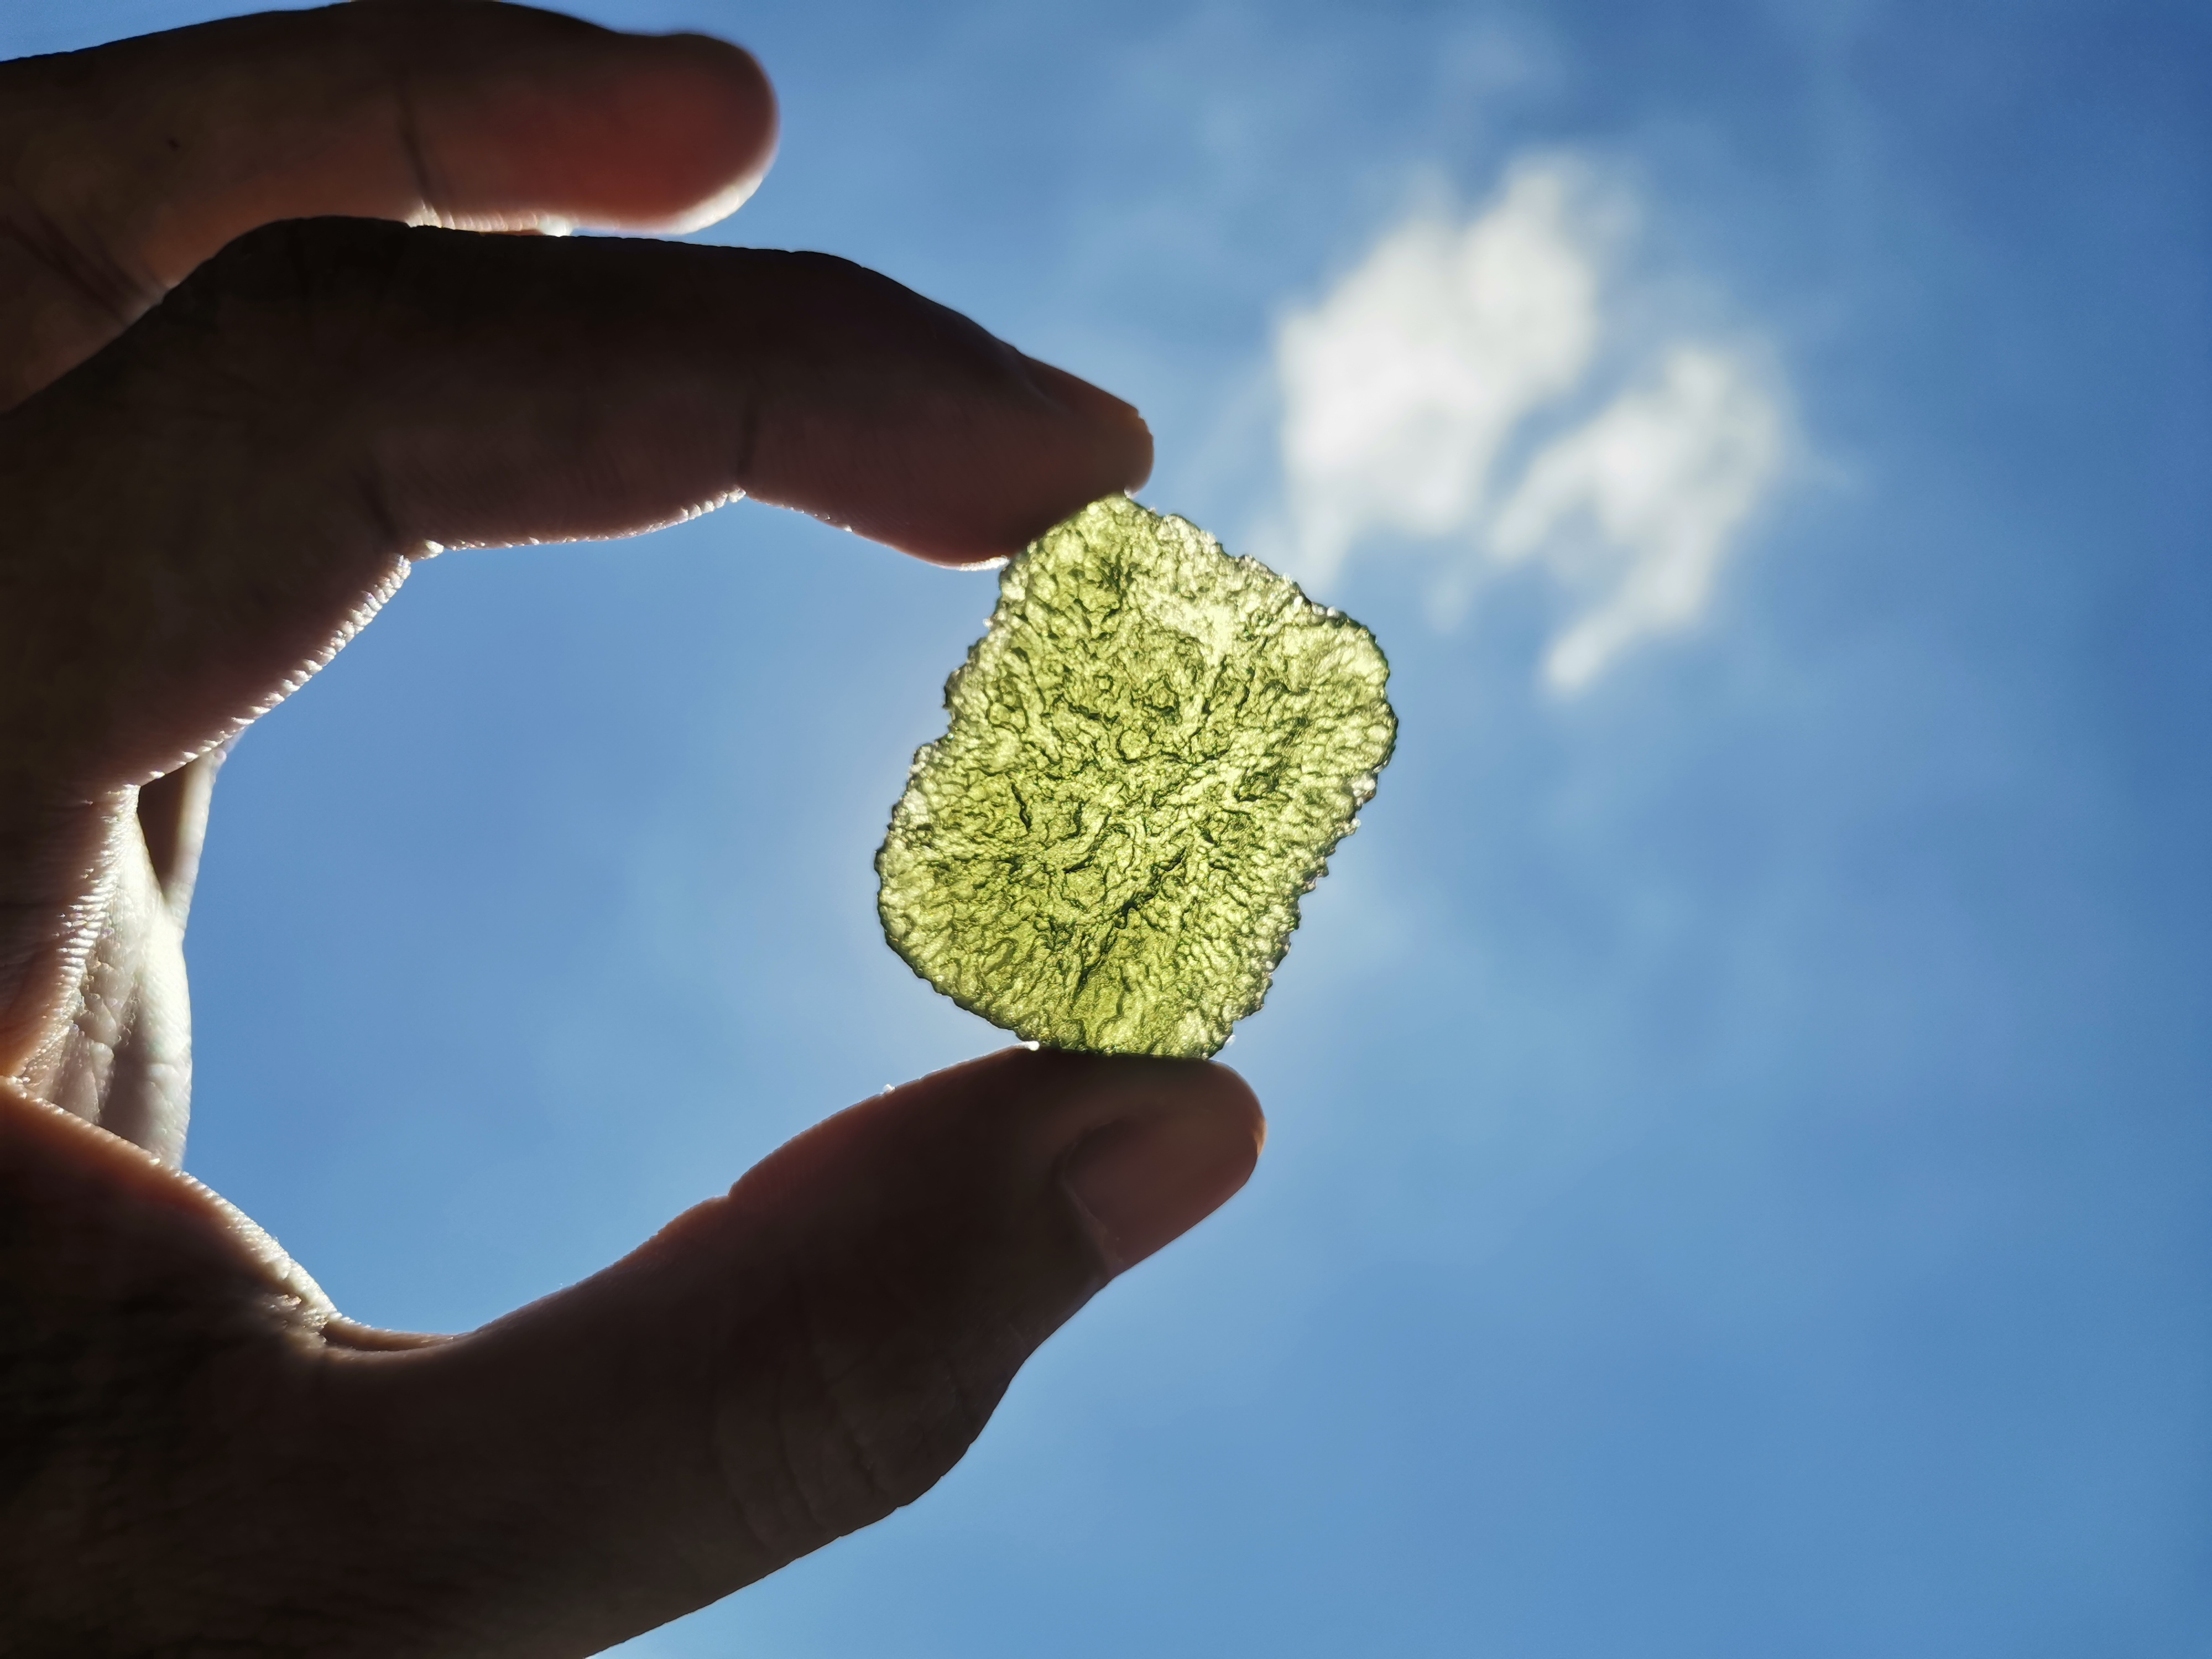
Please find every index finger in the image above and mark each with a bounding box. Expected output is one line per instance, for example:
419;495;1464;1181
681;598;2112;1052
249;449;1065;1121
0;219;1153;802
0;1;778;405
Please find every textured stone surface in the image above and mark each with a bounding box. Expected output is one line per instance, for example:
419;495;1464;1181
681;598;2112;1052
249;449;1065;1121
877;494;1396;1057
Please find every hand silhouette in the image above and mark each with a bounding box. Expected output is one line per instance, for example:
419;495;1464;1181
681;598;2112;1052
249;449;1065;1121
0;7;1262;1652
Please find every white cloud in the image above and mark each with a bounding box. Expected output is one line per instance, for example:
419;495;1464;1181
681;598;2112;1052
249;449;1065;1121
1278;162;1603;589
1274;155;1787;691
1495;346;1784;690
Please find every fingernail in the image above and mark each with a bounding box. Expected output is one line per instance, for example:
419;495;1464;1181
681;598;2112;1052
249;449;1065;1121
1062;1102;1261;1275
1020;356;1154;451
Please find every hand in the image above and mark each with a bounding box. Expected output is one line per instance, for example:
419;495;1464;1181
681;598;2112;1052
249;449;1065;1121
0;6;1264;1653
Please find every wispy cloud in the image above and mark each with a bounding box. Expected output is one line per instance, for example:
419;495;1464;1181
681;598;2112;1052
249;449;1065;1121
1493;346;1785;690
1275;155;1787;690
1278;163;1604;589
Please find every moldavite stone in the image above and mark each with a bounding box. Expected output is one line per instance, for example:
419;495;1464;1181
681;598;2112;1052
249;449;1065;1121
875;494;1396;1059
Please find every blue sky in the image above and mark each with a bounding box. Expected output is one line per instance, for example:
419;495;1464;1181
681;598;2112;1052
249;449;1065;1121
10;1;2212;1653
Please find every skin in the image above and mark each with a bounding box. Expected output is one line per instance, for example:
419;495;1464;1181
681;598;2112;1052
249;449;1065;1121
0;5;1266;1654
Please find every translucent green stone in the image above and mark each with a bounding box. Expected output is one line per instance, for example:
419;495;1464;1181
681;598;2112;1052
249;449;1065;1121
876;494;1396;1058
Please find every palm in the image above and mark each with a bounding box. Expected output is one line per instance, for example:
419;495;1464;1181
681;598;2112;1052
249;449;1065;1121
5;761;205;1160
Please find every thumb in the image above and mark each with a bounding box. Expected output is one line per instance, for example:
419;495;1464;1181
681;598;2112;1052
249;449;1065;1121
300;1049;1262;1655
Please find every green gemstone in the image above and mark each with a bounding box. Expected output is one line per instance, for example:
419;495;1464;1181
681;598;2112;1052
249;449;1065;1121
877;494;1396;1059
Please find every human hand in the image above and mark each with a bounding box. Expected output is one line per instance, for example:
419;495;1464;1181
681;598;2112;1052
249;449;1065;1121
0;5;1264;1652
